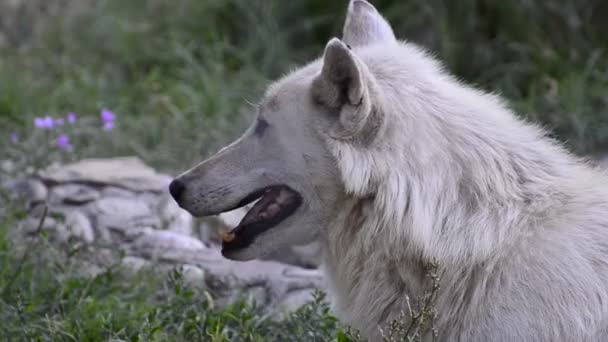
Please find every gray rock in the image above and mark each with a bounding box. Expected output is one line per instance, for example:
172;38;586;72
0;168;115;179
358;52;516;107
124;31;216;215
4;178;47;203
597;155;608;169
110;226;155;242
120;256;150;272
20;216;58;234
180;264;205;286
64;211;95;243
174;247;326;312
158;194;193;235
40;156;172;193
94;196;160;231
101;186;136;198
49;184;100;205
0;159;15;174
132;230;208;261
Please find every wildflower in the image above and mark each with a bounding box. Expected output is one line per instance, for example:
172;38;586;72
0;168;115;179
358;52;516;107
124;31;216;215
54;118;65;126
101;109;115;123
101;108;116;131
34;116;55;129
67;112;77;123
103;121;115;131
10;133;18;143
56;134;73;152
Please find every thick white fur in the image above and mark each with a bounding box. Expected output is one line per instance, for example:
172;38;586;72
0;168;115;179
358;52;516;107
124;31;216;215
319;1;608;341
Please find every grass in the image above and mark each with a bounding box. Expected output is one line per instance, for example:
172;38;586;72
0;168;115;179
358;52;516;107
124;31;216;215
0;0;607;340
0;200;346;341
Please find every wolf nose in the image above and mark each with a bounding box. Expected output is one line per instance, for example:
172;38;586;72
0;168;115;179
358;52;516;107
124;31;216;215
169;179;185;202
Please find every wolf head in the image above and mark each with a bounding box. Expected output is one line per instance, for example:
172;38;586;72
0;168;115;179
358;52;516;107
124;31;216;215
170;0;401;260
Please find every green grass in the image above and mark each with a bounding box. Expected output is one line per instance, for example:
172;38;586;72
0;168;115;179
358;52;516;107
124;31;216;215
0;200;349;341
0;0;607;340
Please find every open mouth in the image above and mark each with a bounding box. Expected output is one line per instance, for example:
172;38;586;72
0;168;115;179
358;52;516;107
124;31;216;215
219;185;302;255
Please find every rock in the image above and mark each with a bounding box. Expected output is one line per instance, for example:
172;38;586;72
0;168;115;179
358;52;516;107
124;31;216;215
180;264;205;286
111;226;155;242
132;230;208;261
93;196;160;231
18;215;70;243
597;155;608;169
65;211;95;243
0;159;15;174
49;184;100;205
101;186;136;198
40;156;172;193
121;256;150;272
175;248;326;311
20;216;58;234
158;194;193;235
4;178;47;204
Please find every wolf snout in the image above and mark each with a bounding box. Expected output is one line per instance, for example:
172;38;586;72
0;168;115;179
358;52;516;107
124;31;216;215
168;179;186;203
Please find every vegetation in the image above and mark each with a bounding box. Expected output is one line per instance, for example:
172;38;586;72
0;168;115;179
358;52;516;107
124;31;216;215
0;0;606;340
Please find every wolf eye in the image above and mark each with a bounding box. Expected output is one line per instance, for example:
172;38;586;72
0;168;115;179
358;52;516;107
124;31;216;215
254;118;269;137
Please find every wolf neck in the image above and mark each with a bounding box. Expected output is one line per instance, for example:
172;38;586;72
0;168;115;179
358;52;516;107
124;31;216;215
323;59;585;268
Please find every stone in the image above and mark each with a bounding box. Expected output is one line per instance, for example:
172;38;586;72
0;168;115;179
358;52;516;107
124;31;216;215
49;184;100;205
111;226;154;242
101;186;136;198
152;245;326;308
0;159;15;173
132;230;208;261
597;155;608;169
4;178;47;204
40;156;172;193
64;211;95;243
20;216;58;234
120;256;150;272
180;264;205;286
94;196;160;231
158;194;193;235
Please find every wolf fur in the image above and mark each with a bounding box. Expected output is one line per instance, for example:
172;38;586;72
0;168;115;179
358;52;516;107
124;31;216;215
171;1;608;340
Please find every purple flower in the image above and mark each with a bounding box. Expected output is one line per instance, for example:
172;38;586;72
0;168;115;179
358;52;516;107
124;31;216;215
34;116;55;129
103;121;115;131
67;112;77;123
101;109;115;123
56;134;73;152
54;118;65;126
10;133;18;143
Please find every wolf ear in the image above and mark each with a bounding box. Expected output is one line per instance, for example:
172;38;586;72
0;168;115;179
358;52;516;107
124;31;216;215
312;38;374;139
343;0;396;47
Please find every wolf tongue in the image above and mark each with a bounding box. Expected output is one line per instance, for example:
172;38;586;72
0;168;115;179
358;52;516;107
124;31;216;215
237;189;280;227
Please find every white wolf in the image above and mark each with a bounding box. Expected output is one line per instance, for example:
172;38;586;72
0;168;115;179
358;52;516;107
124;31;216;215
169;0;608;340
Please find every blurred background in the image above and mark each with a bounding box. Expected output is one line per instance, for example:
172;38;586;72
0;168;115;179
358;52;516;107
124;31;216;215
1;0;608;340
2;0;607;174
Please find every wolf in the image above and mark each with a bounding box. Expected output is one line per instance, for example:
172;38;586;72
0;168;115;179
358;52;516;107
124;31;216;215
169;0;608;340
